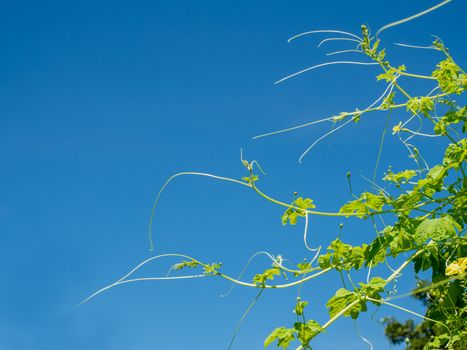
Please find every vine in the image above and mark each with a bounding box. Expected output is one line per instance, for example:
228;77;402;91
82;2;466;349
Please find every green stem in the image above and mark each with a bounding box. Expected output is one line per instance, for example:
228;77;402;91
217;267;332;289
398;71;437;80
321;299;361;330
386;249;423;285
227;289;264;350
251;182;440;218
365;297;452;336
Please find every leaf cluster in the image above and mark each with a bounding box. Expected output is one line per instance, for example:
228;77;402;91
282;196;315;225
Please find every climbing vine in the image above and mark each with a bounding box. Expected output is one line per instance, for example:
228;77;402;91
82;2;466;349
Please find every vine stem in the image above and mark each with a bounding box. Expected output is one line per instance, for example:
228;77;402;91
251;182;439;218
398;71;437;80
294;299;361;350
294;249;428;350
365;297;451;336
253;92;448;140
251;182;361;217
322;299;361;330
220;251;314;297
386;249;423;285
81;250;333;306
217;267;332;289
227;289;264;350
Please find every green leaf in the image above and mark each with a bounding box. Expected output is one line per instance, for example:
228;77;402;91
203;262;222;275
281;209;298;225
294;320;323;346
294;300;308;316
406;96;434;116
432;57;465;94
339;192;386;218
242;174;259;184
443;139;467;169
434;107;467;135
381;91;396;109
281;196;316;225
376;66;404;83
253;267;281;286
414;216;457;245
364;236;387;266
414;164;447;196
173;260;199;270
359;277;386;300
318;239;366;270
326;288;358;318
295;197;315;210
294;260;312;276
383;169;417;184
264;327;296;349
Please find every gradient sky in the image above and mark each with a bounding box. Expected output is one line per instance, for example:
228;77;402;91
1;1;466;349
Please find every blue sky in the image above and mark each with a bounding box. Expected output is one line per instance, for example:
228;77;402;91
0;1;465;349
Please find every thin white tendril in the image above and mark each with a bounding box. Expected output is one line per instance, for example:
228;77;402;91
166;263;181;277
253;115;337;140
359;173;390;197
400;113;417;130
240;149;267;175
397;111;431;170
303;213;320;254
368;298;451;335
148;172;250;251
77;253;199;307
298;79;396;162
378;214;387;228
302;213;322;269
257;76;396;146
114;275;206;286
326;49;363;56
275;61;378;85
397;115;420;164
354;319;374;350
78;274;205;308
121;254;196;284
366;261;373;284
220;251;279;298
401;138;430;170
227;289;264;350
404;130;441;138
416;146;431;171
376;0;453;37
251;160;267;175
310;247;321;266
367;78;397;110
298;117;356;163
288;29;362;43
403;112;424;143
394;42;436;50
317;37;361;48
428;86;441;97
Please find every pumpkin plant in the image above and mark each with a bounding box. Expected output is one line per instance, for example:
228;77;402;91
82;1;466;349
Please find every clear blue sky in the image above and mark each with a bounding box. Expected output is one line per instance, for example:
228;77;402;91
1;1;465;349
